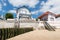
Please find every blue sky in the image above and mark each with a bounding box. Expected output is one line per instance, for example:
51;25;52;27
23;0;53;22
0;0;60;18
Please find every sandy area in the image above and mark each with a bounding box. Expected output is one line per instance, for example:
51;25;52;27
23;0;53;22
7;29;60;40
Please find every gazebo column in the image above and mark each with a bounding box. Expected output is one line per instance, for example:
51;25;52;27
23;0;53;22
16;13;20;28
17;13;19;21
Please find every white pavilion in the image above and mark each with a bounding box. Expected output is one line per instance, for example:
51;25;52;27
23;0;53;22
16;7;32;21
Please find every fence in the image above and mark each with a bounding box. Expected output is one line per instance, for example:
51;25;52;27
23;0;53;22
0;20;60;29
0;20;38;28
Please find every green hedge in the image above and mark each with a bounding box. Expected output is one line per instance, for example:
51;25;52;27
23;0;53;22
0;28;33;40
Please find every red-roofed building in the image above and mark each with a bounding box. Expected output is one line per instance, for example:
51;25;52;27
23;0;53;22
55;14;60;21
38;11;56;21
56;14;60;18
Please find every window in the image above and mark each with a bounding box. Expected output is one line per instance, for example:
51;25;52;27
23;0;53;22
50;18;54;21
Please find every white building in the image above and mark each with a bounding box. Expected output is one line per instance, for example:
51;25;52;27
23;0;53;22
56;14;60;21
38;11;60;21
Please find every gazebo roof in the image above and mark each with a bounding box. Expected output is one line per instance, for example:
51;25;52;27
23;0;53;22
16;6;31;13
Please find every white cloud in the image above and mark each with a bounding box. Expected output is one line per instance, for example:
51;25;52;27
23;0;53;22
8;10;16;13
2;10;5;12
0;3;2;11
40;0;60;14
30;0;60;15
40;1;45;5
8;0;39;8
1;0;7;6
8;0;60;15
3;3;7;6
31;10;39;15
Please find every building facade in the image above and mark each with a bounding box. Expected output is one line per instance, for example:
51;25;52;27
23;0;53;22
38;11;60;21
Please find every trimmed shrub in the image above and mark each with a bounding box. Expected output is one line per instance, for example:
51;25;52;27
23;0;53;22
0;28;33;40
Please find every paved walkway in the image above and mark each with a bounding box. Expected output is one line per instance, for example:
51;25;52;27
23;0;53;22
7;29;60;40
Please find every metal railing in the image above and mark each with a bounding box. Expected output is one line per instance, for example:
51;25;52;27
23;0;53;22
43;21;55;31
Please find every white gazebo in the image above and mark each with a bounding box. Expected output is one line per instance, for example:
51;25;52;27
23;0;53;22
16;7;31;21
15;7;32;28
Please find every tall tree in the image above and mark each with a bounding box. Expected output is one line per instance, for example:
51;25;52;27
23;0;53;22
5;13;14;20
